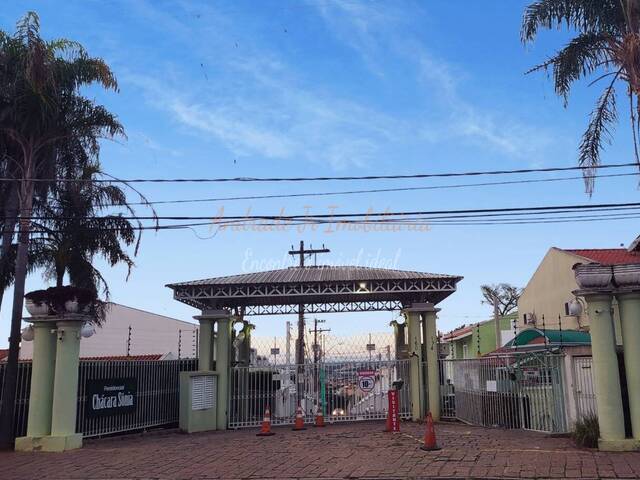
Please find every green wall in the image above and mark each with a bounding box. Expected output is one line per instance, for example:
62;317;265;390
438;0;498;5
450;314;516;358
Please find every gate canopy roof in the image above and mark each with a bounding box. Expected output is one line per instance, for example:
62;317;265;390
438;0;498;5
167;266;462;315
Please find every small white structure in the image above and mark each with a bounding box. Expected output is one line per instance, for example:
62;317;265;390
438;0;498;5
19;303;198;359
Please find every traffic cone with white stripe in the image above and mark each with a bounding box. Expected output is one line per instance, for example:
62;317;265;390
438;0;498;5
383;408;392;432
420;412;441;451
314;406;325;427
256;405;275;436
292;404;306;431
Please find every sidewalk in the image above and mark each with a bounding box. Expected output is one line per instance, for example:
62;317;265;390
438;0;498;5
1;421;639;479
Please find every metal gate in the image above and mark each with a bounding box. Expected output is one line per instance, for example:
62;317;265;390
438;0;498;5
439;353;568;433
572;356;597;418
228;359;411;428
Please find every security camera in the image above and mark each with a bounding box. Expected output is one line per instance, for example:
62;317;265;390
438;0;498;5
392;379;404;390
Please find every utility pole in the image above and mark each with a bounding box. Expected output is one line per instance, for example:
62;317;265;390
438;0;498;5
309;318;330;413
285;321;291;365
288;241;330;366
494;297;501;349
309;318;331;366
288;241;330;405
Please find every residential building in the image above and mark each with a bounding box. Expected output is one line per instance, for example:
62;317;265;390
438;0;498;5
442;313;517;359
517;246;640;340
18;302;198;360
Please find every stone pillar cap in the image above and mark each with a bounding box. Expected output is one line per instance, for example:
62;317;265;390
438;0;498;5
194;309;231;321
402;302;440;313
25;313;93;324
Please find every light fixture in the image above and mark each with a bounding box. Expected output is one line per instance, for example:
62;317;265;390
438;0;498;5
81;323;96;338
567;299;583;316
21;325;34;342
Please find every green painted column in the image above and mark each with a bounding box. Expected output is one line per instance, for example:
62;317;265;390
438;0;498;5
195;316;214;370
215;312;232;430
617;292;640;440
423;306;441;421
50;320;83;441
584;294;626;443
25;321;57;437
404;308;424;421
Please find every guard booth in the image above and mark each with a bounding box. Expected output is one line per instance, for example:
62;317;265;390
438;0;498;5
167;257;462;430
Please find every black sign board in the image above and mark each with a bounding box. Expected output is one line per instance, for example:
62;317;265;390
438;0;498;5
85;377;137;417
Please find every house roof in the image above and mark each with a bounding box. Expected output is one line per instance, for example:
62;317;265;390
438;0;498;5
442;325;474;341
442;313;517;342
0;349;8;361
505;328;591;348
563;248;640;265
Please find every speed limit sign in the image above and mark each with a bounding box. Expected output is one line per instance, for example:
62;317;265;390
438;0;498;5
358;376;375;393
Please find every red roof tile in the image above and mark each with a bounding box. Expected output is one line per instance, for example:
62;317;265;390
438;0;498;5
564;248;640;265
0;349;8;361
443;325;474;341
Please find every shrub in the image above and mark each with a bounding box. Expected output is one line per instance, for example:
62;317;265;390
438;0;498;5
572;413;599;448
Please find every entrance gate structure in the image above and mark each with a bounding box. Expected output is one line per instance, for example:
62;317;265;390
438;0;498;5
167;263;462;429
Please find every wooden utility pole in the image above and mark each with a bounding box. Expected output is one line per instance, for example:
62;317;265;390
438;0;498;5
288;241;330;366
288;241;330;405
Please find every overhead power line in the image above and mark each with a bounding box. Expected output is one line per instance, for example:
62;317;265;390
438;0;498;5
19;211;640;234
120;171;639;206
20;201;640;222
2;161;638;184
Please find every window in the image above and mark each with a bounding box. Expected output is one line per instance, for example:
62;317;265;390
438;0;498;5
463;344;469;359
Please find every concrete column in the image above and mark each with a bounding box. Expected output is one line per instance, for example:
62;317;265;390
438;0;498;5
404;309;424;421
195;316;214;370
215;312;232;430
423;306;441;420
49;320;83;450
617;292;640;440
390;320;407;359
584;294;626;446
25;321;57;437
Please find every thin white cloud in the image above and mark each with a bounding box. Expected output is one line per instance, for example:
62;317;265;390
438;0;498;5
312;0;553;160
125;69;401;170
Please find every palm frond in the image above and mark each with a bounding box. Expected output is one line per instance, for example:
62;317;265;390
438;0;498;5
579;71;621;194
527;32;612;104
522;0;622;42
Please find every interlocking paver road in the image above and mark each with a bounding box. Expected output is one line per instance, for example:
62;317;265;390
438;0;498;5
1;421;639;479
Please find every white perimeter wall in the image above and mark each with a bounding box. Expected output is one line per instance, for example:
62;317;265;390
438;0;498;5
19;303;198;359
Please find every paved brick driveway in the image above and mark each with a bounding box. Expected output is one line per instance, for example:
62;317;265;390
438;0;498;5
1;421;639;479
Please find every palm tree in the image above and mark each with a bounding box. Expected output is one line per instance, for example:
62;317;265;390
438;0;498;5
34;162;138;300
0;12;120;446
522;0;640;193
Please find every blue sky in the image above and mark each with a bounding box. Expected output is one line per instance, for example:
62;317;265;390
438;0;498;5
1;1;638;346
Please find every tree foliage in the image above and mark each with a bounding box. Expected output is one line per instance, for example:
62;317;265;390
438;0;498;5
522;0;640;194
480;283;522;316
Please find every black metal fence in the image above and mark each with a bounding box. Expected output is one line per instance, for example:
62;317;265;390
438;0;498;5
0;358;198;438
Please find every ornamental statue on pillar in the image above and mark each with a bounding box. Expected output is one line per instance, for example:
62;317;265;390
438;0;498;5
15;286;99;452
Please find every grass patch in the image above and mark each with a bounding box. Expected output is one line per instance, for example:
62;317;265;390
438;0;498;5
572;413;599;448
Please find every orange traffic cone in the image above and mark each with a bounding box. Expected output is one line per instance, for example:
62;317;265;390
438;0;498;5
420;412;441;451
314;407;325;428
383;408;392;432
292;404;306;431
256;405;275;436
